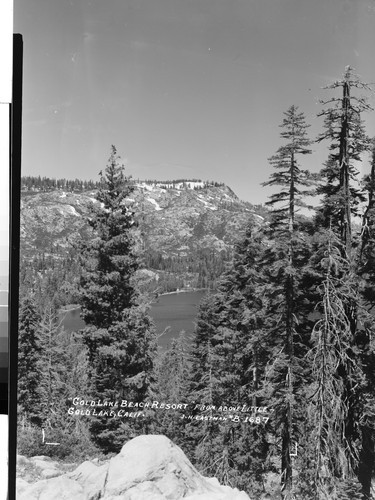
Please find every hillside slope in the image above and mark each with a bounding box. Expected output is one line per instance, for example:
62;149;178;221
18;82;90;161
20;181;267;292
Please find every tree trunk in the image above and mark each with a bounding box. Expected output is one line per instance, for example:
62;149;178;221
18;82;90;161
339;80;351;256
357;426;375;499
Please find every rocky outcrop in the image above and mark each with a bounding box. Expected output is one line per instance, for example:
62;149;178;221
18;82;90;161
16;454;73;483
20;183;262;261
20;183;267;294
17;435;251;500
18;475;87;500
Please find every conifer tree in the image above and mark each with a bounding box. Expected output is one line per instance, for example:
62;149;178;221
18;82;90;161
264;105;313;228
79;146;157;452
262;105;313;499
356;139;375;498
154;333;192;447
316;66;372;256
187;297;239;485
308;230;363;499
37;304;69;426
186;226;271;497
80;145;138;328
17;297;43;426
311;67;373;498
360;138;375;284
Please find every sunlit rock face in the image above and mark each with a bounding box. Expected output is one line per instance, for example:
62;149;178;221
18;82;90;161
20;182;263;262
17;435;252;500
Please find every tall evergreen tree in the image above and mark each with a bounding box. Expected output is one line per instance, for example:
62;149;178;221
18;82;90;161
262;105;313;499
308;230;363;499
356;139;375;498
360;138;375;278
80;145;138;328
79;146;157;452
264;105;313;228
186;226;271;497
155;333;191;445
316;66;372;256
311;67;373;498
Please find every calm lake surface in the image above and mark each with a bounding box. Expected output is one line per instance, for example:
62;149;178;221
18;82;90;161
61;290;207;350
151;290;206;349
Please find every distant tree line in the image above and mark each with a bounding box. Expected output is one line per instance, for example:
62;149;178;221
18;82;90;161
21;175;226;193
141;178;225;189
21;175;101;192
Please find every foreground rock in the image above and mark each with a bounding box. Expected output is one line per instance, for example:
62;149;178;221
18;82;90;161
17;435;251;500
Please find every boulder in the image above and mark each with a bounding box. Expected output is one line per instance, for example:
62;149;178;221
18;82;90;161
40;468;62;479
15;478;30;494
68;460;109;500
30;456;60;472
103;435;249;500
104;435;208;498
17;455;31;466
17;475;86;500
17;435;251;500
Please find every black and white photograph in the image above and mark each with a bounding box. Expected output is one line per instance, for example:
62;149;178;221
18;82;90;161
12;1;375;499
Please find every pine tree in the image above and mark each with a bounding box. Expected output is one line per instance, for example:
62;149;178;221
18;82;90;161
84;307;157;452
79;146;157;453
155;333;191;445
262;105;313;499
185;226;271;497
308;230;363;499
80;145;138;328
37;303;68;426
310;67;373;498
356;139;375;499
263;104;313;228
17;297;43;426
360;138;375;288
316;66;372;256
186;295;236;483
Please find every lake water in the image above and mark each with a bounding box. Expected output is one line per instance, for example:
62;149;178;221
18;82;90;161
61;290;206;350
151;290;206;349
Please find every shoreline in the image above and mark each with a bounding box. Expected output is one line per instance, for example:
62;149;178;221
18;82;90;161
158;288;209;297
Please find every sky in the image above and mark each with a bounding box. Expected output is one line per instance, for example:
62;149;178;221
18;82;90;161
14;0;375;204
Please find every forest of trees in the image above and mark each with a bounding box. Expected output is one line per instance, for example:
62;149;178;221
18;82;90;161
17;67;375;499
21;175;101;192
20;175;225;194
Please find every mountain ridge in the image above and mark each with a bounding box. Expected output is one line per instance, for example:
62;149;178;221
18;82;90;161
20;180;268;293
